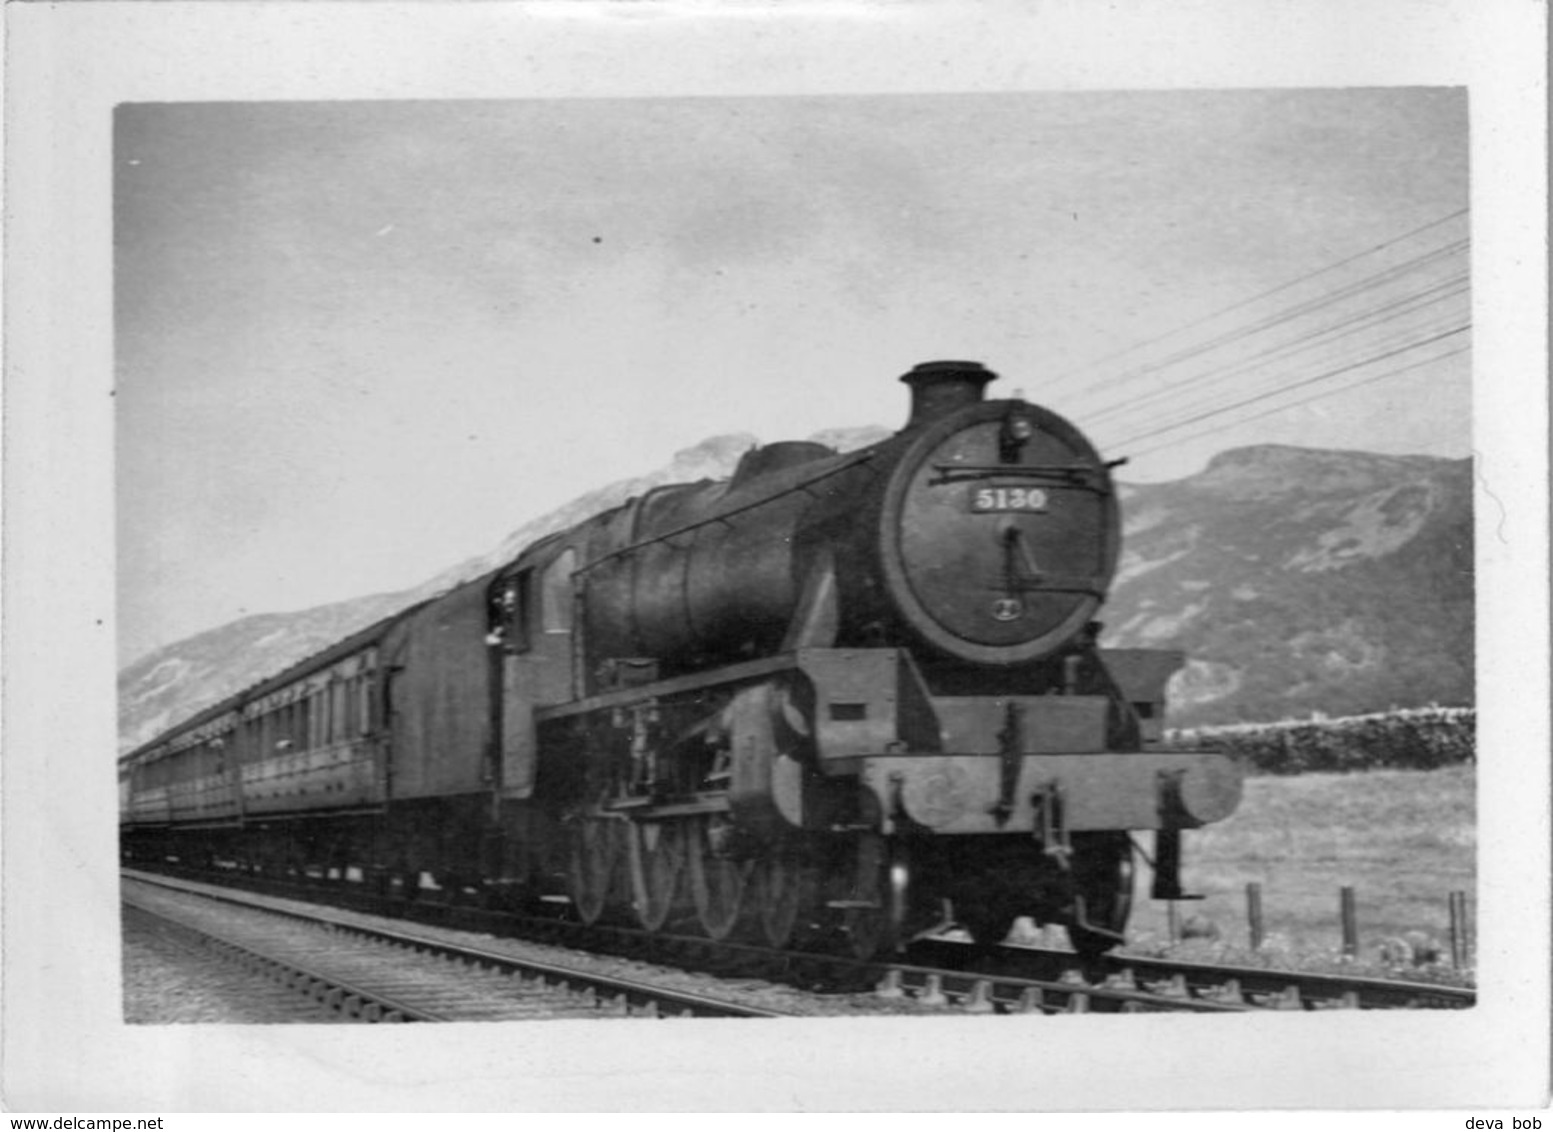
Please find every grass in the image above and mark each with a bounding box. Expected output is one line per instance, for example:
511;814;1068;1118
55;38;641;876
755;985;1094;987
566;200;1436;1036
1120;765;1475;982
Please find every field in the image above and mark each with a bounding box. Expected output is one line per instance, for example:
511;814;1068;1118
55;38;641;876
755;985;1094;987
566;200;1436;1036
1119;765;1475;978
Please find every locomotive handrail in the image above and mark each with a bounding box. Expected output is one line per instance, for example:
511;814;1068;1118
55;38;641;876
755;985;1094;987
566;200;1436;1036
929;463;1109;488
572;450;878;577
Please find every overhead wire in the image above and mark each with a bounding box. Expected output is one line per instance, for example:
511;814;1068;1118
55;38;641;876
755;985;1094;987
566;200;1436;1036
1060;236;1469;414
1043;207;1470;396
1080;270;1470;429
1120;343;1472;463
1092;296;1473;440
1105;323;1471;452
1016;206;1473;473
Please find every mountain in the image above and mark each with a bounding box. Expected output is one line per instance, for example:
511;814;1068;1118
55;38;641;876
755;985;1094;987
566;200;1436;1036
1101;445;1473;727
117;437;1471;752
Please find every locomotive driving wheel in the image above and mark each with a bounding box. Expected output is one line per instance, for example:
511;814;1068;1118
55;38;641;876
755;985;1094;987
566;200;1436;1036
627;820;688;932
687;816;750;940
567;815;619;926
748;852;819;950
1066;831;1135;959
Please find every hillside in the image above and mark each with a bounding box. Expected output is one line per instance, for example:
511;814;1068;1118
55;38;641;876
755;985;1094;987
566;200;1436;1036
1104;445;1473;726
118;437;1472;751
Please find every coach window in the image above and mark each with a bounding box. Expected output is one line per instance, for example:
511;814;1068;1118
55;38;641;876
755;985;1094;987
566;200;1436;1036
331;679;346;743
358;676;373;735
311;690;325;748
361;675;377;733
541;550;576;632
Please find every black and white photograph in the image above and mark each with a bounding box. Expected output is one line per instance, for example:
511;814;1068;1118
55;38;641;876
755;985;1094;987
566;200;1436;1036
3;0;1547;1116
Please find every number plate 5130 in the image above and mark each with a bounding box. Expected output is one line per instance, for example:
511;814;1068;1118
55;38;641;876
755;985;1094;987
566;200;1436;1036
970;486;1049;513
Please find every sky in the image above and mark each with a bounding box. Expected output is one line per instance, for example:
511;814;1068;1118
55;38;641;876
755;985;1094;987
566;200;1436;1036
115;88;1471;665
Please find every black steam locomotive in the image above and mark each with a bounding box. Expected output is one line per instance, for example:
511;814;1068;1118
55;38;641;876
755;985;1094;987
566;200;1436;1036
120;361;1241;957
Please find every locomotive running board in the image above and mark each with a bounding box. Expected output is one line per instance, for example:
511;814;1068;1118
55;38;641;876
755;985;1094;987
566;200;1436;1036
535;654;798;723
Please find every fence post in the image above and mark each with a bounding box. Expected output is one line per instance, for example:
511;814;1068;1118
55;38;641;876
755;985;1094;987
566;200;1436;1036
1340;886;1358;957
1246;882;1265;950
1448;890;1469;968
1166;900;1179;944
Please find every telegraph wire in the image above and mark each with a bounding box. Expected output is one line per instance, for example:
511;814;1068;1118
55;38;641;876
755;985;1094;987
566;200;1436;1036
1092;301;1473;439
1080;271;1470;429
1044;207;1470;393
1063;236;1469;411
1107;321;1470;449
1105;323;1471;451
1119;343;1472;463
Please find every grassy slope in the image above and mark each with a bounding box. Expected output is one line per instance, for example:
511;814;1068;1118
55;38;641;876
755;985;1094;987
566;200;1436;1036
1122;766;1475;975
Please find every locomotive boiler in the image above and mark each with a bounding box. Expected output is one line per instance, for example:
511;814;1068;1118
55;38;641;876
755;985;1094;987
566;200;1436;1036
120;360;1242;959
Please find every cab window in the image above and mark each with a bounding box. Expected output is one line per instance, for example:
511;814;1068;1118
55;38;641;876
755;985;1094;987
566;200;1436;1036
492;570;534;652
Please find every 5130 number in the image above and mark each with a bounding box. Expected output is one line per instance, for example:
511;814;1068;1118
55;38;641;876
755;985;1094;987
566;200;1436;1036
970;486;1049;513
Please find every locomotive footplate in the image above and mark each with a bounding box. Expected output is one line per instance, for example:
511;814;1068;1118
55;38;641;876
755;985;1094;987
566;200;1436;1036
859;751;1242;837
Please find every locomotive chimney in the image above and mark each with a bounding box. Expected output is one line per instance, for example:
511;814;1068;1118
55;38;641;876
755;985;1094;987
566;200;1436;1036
900;360;996;428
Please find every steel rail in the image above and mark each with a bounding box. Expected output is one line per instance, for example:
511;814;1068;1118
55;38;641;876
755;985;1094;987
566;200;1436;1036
123;888;446;1022
1085;949;1475;1011
124;869;789;1020
907;937;1474;1011
127;864;1469;1016
869;960;1253;1015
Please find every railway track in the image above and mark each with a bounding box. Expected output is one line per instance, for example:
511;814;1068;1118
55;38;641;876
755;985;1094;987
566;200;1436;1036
126;864;1469;1017
908;937;1476;1012
123;901;352;1023
125;869;1145;1017
123;872;793;1021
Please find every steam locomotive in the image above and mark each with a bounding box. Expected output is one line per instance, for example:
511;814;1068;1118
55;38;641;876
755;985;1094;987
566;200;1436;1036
120;361;1242;957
